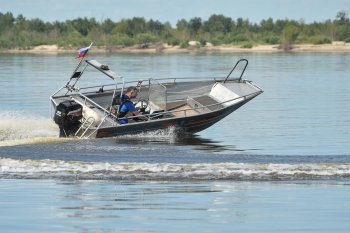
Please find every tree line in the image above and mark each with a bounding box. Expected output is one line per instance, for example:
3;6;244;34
0;11;349;50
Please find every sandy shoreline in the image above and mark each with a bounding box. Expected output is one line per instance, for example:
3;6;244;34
1;42;350;54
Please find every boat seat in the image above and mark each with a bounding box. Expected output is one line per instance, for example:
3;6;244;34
192;95;222;111
186;96;211;113
209;82;243;107
170;95;218;117
170;104;199;117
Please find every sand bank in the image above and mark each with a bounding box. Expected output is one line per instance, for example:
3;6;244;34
2;42;350;54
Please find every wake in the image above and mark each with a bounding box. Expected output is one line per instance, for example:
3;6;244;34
117;126;180;143
1;157;350;181
0;111;65;146
0;111;179;146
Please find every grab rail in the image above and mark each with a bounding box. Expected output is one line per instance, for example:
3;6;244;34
86;115;109;138
74;93;118;121
75;116;95;138
224;59;248;83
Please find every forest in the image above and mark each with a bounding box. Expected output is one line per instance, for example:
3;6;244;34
0;11;349;49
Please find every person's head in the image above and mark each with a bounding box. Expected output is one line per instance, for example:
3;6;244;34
126;86;138;98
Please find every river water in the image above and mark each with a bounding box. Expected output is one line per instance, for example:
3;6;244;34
0;52;350;232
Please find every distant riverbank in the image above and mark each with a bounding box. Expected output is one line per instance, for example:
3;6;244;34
1;42;350;54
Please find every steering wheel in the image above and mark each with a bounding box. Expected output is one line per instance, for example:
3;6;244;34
135;99;149;111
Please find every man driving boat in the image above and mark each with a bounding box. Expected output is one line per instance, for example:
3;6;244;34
113;86;148;124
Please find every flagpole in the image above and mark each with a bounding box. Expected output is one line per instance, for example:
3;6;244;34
65;42;93;89
69;42;93;80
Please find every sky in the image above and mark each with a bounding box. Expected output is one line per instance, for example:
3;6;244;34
1;0;350;25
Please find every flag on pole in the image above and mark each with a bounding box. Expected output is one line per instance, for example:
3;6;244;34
77;43;93;58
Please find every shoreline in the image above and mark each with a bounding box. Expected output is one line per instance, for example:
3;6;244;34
1;42;350;54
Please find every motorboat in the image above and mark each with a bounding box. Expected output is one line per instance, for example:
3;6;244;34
50;47;263;138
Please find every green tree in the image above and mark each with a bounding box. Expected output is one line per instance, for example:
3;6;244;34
52;20;69;35
335;10;349;25
176;19;188;30
123;17;147;36
147;19;164;35
260;18;274;32
0;12;15;33
1;11;350;50
282;25;300;44
68;17;97;36
188;17;202;37
101;19;115;34
203;14;232;34
28;18;48;32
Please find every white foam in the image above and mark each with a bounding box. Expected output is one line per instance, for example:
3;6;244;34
1;157;350;181
0;111;60;146
117;126;180;143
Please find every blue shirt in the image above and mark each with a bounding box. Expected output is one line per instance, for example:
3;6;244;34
118;96;136;124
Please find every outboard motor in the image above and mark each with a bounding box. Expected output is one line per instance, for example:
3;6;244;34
54;100;83;137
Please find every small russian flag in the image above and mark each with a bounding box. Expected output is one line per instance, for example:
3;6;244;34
77;43;93;58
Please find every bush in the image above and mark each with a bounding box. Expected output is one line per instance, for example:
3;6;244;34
282;25;300;44
199;38;206;46
263;36;280;44
215;34;250;44
109;34;135;47
134;33;158;44
302;36;332;44
0;36;13;48
59;30;89;47
241;42;253;48
180;40;189;48
166;37;180;46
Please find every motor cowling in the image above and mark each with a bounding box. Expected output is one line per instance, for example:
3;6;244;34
54;100;83;137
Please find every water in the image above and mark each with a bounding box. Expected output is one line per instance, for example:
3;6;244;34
1;180;350;233
1;52;350;232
